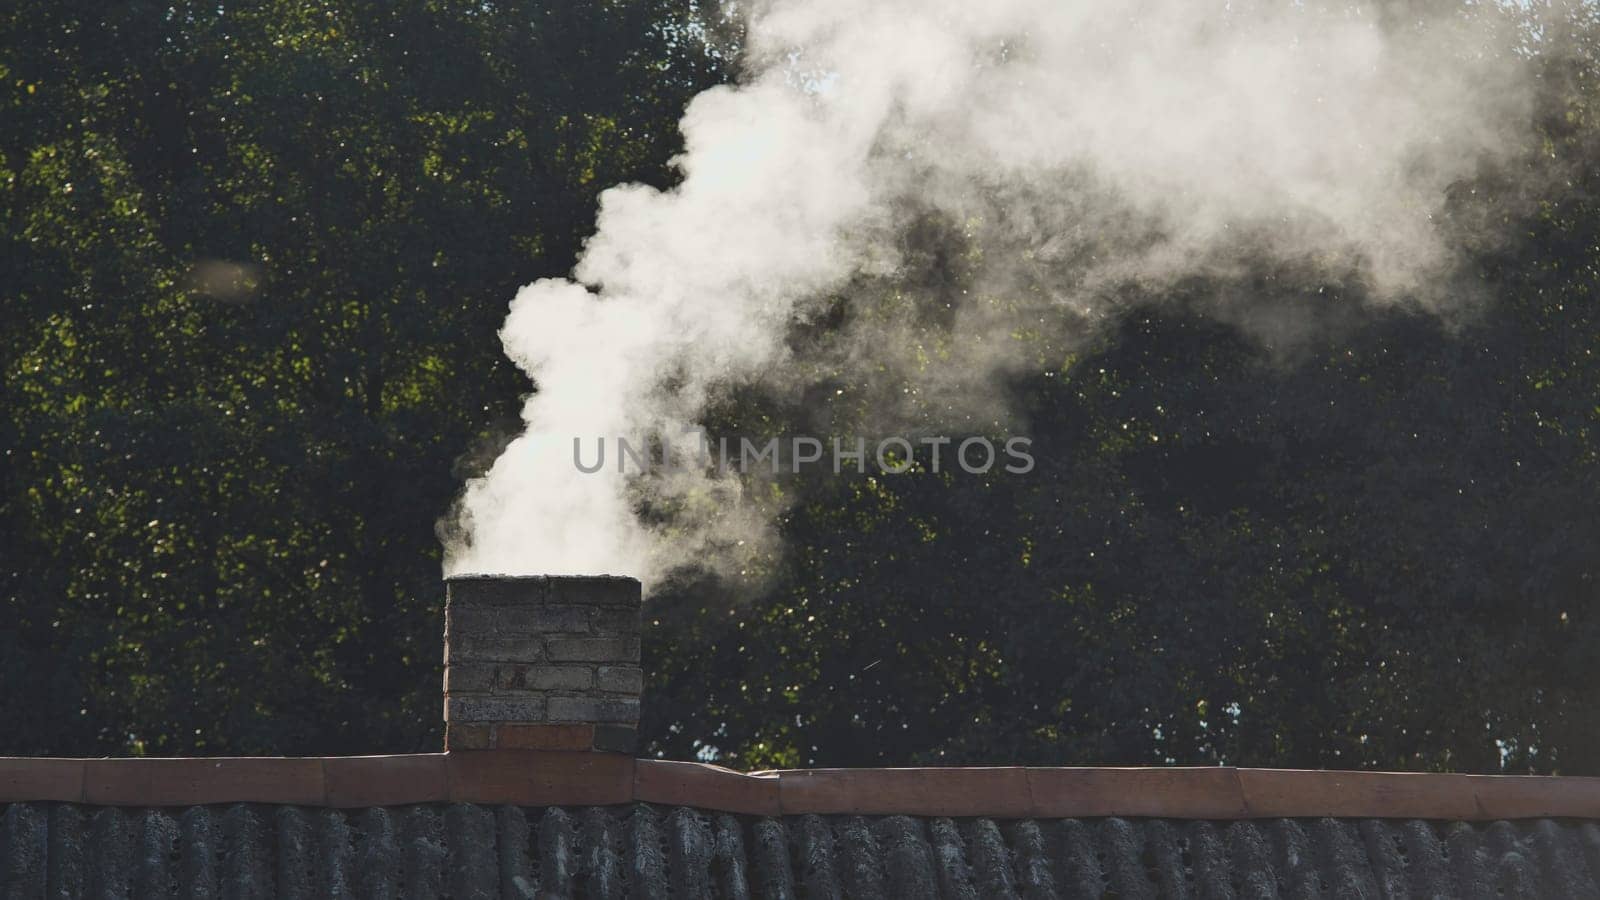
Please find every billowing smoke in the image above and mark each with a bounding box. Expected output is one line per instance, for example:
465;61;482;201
445;0;1535;581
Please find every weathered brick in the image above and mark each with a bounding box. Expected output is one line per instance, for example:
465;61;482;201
443;663;498;694
445;695;545;723
447;575;549;607
547;697;640;724
444;635;544;664
511;665;593;691
441;575;644;750
547;576;641;609
590;607;642;634
595;666;644;694
593;724;638;753
446;724;493;750
448;605;590;635
546;637;640;663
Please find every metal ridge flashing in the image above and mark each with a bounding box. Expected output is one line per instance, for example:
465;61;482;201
3;756;1600;820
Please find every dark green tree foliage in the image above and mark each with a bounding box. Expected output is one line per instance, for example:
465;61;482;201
5;2;1600;774
644;15;1600;774
1;0;727;754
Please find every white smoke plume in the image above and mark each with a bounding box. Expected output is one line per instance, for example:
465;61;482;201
445;0;1535;582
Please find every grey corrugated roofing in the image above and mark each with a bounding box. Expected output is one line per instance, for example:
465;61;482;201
4;801;1599;899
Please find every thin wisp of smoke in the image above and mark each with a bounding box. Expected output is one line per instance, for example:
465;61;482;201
445;0;1537;584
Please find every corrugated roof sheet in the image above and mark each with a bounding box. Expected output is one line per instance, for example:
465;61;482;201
5;801;1599;898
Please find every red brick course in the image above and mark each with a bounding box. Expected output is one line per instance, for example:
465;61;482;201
446;749;634;805
493;724;597;751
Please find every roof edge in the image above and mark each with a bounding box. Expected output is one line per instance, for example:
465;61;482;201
2;755;1597;820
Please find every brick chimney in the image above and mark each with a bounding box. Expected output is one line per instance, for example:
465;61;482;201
443;575;642;753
